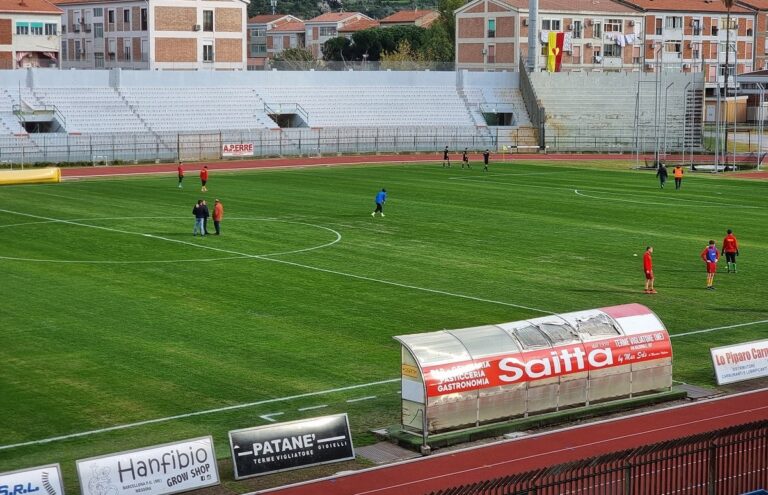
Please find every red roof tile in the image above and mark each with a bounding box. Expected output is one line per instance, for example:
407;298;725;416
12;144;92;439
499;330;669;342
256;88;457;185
3;0;62;12
500;0;641;13
271;21;305;32
615;0;752;13
54;0;122;5
736;0;768;9
338;19;380;32
380;9;437;23
248;15;286;24
306;12;365;23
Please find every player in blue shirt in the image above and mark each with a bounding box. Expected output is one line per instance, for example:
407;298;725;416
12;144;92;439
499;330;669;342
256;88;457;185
371;188;387;217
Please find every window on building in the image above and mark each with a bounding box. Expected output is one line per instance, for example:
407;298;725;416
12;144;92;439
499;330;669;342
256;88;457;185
252;27;266;37
61;40;67;60
572;45;581;60
319;26;336;36
123;9;130;25
16;23;29;35
488;19;496;38
44;23;57;35
249;43;267;57
108;9;115;25
592;46;602;63
604;44;622;57
93;8;103;17
633;46;641;64
74;40;81;60
203;10;214;31
124;40;131;61
573;20;582;38
541;19;561;30
108;38;116;59
605;19;622;32
721;17;736;29
141;8;147;30
30;23;43;35
692;19;701;36
719;64;735;77
665;16;682;29
95;52;104;68
94;23;103;38
203;42;214;61
487;44;495;63
141;40;148;61
655;18;662;35
593;21;602;38
62;24;66;34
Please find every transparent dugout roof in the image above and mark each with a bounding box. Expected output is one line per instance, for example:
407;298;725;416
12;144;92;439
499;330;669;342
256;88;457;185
394;331;470;366
447;325;522;358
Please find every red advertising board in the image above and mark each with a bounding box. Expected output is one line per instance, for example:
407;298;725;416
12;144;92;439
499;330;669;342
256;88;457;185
422;331;672;398
222;143;254;157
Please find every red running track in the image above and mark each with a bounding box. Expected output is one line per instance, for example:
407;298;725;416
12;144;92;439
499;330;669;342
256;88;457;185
257;389;768;495
59;153;653;178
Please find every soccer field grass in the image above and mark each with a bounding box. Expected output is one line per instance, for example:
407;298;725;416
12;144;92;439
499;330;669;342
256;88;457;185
1;161;767;491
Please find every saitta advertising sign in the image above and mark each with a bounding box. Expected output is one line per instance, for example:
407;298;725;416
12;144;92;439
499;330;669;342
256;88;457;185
229;414;354;479
76;437;219;495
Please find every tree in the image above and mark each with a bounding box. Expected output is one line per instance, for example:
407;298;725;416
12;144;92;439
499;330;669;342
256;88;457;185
272;47;322;69
322;37;354;61
380;39;422;70
436;0;466;47
420;23;453;62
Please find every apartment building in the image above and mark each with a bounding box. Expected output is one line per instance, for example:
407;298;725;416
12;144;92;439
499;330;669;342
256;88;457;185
455;0;644;72
738;0;768;70
56;0;248;70
379;9;438;28
304;12;371;58
247;14;302;69
618;0;755;87
1;0;62;69
337;18;379;40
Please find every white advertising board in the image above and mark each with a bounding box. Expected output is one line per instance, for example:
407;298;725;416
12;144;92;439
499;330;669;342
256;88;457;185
76;437;219;495
1;464;65;495
711;339;768;385
222;143;254;157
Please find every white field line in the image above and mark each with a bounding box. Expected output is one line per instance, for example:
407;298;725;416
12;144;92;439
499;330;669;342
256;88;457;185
574;189;761;209
0;209;555;314
672;319;768;338
0;379;399;451
346;396;377;403
298;405;328;412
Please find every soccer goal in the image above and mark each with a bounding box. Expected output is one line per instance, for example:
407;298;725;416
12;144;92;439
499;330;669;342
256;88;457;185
92;155;109;167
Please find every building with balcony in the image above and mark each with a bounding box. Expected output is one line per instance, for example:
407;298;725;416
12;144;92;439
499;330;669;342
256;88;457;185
618;0;755;88
304;12;371;58
247;14;302;69
56;0;248;70
455;0;645;72
379;9;438;28
0;0;62;69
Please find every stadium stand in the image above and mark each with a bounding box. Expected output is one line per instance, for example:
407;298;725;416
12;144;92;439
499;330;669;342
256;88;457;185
118;87;278;132
0;89;27;135
530;71;703;152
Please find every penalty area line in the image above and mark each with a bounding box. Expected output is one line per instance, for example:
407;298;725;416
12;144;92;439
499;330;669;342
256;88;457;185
672;319;768;338
0;379;399;452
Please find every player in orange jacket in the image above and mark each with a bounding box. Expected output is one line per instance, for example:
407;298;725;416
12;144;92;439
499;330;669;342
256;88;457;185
213;199;224;235
721;229;740;273
673;165;684;190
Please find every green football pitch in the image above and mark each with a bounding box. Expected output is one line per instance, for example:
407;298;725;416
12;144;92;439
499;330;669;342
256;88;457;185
1;160;766;491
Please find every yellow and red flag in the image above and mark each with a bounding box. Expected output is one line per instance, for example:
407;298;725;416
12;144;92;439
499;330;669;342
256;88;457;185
547;31;565;72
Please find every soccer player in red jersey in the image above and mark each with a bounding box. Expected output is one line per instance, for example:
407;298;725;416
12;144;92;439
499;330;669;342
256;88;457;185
721;229;740;273
701;240;719;290
200;165;209;192
177;163;184;189
643;246;656;294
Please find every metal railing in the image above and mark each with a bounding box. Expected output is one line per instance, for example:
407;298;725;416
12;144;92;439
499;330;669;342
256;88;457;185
0;127;496;166
263;102;310;124
518;58;545;148
428;420;768;495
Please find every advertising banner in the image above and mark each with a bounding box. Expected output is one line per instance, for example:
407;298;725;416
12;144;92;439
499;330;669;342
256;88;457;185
76;437;219;495
229;414;354;479
711;339;768;385
221;143;254;157
1;464;65;495
422;331;672;397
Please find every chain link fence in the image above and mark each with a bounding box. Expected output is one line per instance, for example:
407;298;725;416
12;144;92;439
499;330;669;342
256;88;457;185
0;126;498;166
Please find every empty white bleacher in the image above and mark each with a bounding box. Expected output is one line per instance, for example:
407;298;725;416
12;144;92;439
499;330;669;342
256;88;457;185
32;87;151;134
0;89;27;135
529;71;695;150
118;87;278;133
256;86;476;128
